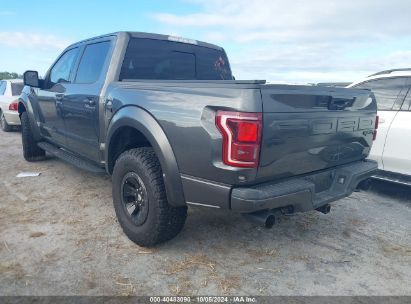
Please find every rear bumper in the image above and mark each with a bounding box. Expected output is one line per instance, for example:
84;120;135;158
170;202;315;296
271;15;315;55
231;160;378;213
3;110;20;125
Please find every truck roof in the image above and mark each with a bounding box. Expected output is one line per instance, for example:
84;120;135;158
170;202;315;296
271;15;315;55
68;31;224;51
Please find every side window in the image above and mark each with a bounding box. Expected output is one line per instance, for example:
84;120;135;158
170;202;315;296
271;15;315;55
49;48;79;85
0;81;6;95
354;78;407;111
11;83;24;96
75;41;111;83
402;86;411;111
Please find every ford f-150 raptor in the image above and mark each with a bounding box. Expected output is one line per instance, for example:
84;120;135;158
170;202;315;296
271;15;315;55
19;31;378;246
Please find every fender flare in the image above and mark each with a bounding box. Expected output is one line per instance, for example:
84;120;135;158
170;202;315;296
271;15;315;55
105;106;186;207
18;93;42;142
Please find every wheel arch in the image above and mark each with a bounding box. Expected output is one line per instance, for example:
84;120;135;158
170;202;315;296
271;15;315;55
18;100;26;115
18;96;42;141
106;106;186;207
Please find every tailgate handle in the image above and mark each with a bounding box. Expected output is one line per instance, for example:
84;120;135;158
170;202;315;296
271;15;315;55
328;97;355;110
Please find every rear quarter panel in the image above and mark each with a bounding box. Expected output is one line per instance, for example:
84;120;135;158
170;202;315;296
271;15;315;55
106;81;263;185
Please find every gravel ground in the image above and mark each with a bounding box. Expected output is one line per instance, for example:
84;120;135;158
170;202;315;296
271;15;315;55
0;130;410;296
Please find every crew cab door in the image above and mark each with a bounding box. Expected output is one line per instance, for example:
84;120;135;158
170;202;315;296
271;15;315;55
382;82;411;175
36;47;80;146
62;39;113;163
353;77;408;169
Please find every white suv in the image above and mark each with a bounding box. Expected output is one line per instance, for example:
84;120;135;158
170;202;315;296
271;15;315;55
0;79;24;131
348;69;411;185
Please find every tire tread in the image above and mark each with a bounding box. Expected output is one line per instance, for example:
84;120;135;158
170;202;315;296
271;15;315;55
21;111;45;161
113;147;187;246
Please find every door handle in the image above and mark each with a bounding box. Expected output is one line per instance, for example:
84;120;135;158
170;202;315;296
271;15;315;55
84;98;96;108
105;97;113;112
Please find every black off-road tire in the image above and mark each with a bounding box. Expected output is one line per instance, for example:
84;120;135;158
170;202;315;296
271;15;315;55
0;111;12;132
112;147;187;247
21;111;46;161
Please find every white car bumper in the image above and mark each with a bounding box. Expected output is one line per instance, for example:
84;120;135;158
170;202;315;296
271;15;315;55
3;110;20;126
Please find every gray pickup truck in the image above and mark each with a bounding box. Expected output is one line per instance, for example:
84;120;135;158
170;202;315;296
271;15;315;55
19;31;378;246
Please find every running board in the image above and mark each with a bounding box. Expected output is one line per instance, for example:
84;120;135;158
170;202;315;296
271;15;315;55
37;142;106;174
372;170;411;186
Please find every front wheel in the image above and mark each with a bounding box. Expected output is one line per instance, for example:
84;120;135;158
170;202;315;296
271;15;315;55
112;147;187;247
20;111;45;161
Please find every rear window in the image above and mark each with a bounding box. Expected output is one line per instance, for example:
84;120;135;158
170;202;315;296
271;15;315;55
11;83;24;96
402;86;411;111
0;81;6;95
119;38;232;81
354;77;407;110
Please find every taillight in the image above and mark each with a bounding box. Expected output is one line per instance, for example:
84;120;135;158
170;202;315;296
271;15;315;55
373;115;379;141
215;111;262;168
9;100;19;111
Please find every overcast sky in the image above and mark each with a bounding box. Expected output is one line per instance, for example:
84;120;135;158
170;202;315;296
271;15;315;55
0;0;410;83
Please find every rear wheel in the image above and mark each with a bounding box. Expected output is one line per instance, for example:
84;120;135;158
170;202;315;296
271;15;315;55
0;111;12;132
21;111;45;161
112;147;187;247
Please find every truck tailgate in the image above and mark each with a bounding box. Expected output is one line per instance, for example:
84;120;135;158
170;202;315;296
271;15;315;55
258;85;376;181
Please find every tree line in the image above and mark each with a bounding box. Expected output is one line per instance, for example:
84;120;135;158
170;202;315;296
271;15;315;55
0;72;23;80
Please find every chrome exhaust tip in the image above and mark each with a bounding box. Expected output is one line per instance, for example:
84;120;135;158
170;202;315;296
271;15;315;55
243;211;276;228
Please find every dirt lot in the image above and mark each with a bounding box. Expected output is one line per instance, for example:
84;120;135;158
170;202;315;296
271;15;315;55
0;130;410;296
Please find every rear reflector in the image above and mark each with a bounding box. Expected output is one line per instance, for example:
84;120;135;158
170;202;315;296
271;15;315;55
9;100;18;111
216;111;262;168
237;121;258;142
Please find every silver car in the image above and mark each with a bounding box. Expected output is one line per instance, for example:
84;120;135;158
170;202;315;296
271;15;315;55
0;79;24;131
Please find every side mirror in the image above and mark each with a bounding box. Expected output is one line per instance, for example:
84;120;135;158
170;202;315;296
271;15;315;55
23;70;40;88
